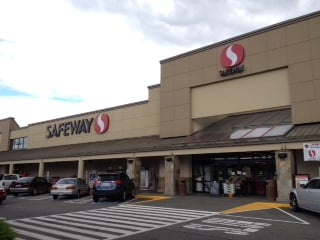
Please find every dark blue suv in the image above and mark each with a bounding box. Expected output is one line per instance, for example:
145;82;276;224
92;172;135;202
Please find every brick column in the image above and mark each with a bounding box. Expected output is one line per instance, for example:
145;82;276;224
38;160;44;177
164;155;179;195
127;158;141;190
9;163;14;174
276;150;294;202
77;159;84;179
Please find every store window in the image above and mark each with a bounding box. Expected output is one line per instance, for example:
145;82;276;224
192;152;275;195
11;137;28;150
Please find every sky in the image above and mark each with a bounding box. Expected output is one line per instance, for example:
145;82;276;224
0;0;319;127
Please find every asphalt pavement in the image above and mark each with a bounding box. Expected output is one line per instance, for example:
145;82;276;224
3;192;320;240
134;193;290;213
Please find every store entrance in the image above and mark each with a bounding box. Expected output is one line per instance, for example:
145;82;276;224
192;152;276;195
193;161;211;193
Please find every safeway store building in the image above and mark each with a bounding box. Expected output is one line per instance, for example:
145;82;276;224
1;11;320;201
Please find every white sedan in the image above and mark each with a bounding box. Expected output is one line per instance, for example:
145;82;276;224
50;177;90;199
289;177;320;213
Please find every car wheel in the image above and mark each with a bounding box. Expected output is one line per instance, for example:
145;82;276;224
0;199;2;205
93;196;99;202
290;193;299;212
75;191;80;199
131;188;136;198
13;193;18;197
53;195;58;200
32;188;38;196
120;191;127;202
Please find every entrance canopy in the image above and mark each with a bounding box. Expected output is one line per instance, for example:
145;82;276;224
1;108;320;163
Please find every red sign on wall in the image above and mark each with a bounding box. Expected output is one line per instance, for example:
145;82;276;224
220;44;245;68
93;113;110;134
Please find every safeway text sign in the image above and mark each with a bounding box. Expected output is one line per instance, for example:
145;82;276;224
46;113;110;139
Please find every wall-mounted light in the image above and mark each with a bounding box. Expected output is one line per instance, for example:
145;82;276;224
165;157;173;162
127;159;134;164
278;152;288;159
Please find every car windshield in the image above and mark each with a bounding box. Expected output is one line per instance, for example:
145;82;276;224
3;175;17;180
18;177;34;183
98;174;119;181
58;179;76;184
305;179;320;189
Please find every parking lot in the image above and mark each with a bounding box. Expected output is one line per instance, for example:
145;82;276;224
1;193;319;240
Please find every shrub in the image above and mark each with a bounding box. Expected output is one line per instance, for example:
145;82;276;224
0;219;17;240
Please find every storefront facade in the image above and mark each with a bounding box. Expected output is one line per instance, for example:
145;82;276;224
1;11;320;201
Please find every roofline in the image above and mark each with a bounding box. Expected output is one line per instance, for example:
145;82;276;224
160;10;320;64
148;83;160;89
27;84;160;127
29;100;149;127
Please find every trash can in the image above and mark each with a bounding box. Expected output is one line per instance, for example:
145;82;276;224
179;180;186;196
265;179;276;201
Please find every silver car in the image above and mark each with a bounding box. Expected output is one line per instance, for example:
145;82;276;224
50;177;90;200
289;177;320;213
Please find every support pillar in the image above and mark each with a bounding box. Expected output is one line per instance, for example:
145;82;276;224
77;159;84;179
164;155;179;195
276;150;294;202
38;161;44;177
127;158;141;190
9;163;14;174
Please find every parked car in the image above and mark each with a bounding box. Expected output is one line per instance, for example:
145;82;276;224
0;187;7;204
10;177;52;196
92;172;135;202
50;177;90;199
0;174;20;192
289;177;320;213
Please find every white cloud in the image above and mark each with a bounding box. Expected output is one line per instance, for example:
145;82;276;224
0;0;319;126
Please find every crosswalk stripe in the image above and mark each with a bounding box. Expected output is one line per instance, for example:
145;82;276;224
36;216;133;235
8;220;98;240
27;218;120;238
64;212;159;228
8;205;217;240
120;204;214;215
92;208;199;220
13;229;61;240
89;208;183;221
48;214;146;231
69;211;167;225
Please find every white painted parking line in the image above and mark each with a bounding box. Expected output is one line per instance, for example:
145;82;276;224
226;208;309;225
9;194;95;204
276;207;309;225
183;217;271;236
183;207;310;237
7;205;217;240
24;196;53;200
63;198;93;204
8;194;52;201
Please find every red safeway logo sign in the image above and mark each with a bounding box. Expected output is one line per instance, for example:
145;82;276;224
93;113;110;134
220;44;245;68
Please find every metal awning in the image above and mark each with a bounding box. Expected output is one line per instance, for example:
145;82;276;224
2;108;320;162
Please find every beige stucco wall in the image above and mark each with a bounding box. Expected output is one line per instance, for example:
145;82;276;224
10;86;160;149
191;69;290;119
160;13;320;138
0;118;20;151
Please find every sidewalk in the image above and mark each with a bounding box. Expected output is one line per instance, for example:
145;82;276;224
135;193;290;213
